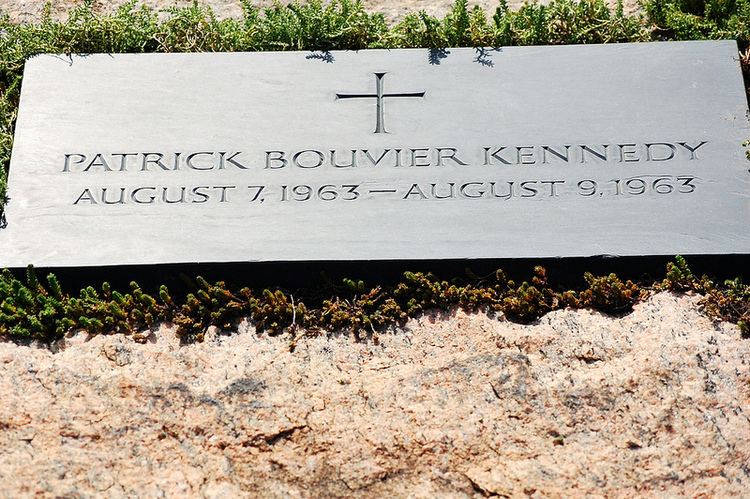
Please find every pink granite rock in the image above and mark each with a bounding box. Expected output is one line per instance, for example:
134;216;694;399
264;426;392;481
0;292;747;497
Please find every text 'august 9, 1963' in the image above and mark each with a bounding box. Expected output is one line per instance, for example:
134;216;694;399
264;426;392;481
63;141;707;206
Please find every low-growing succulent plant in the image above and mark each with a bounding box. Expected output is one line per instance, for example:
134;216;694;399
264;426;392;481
0;257;748;343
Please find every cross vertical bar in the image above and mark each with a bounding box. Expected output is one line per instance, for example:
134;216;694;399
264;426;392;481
374;72;386;134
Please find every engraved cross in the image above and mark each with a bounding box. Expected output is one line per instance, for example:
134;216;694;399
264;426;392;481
336;72;425;133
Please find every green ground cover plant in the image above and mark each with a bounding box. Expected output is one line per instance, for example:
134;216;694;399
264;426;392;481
1;257;748;344
0;0;748;342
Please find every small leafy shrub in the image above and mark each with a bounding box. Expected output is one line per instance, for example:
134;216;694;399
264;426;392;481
703;277;750;338
658;256;749;337
492;0;647;46
643;0;750;41
169;276;251;340
661;254;712;292
501;280;551;322
317;285;406;338
578;272;643;314
0;267;69;340
394;272;468;315
0;266;157;341
251;288;306;335
499;266;558;322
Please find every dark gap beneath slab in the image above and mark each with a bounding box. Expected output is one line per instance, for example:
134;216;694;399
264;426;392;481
7;254;749;298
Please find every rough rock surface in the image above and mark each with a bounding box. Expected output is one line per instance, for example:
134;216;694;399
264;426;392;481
0;292;748;497
1;0;641;24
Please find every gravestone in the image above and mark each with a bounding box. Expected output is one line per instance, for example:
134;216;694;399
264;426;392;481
0;41;748;267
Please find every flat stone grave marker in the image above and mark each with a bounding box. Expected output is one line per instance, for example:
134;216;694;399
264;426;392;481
0;41;748;267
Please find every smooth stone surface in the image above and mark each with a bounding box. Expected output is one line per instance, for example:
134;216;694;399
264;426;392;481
1;41;749;267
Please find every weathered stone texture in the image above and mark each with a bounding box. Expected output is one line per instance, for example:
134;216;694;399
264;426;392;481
0;292;747;497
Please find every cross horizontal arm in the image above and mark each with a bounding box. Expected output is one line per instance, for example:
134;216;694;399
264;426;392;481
336;93;377;99
383;92;426;98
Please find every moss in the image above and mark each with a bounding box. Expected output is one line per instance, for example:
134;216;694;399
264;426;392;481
578;272;643;314
1;258;747;344
0;266;158;341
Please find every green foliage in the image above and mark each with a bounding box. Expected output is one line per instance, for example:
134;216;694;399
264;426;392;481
658;256;750;337
170;276;250;340
578;272;643;313
491;0;646;45
389;0;646;48
499;266;557;322
705;277;750;338
0;265;157;341
661;254;714;291
0;258;748;343
642;0;750;41
317;285;405;338
251;288;306;335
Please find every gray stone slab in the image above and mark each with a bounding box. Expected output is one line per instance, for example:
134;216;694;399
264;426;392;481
1;41;749;267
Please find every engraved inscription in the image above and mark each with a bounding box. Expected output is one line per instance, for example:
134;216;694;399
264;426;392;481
61;140;709;207
5;45;748;269
69;176;701;206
